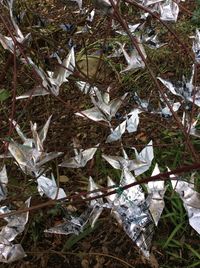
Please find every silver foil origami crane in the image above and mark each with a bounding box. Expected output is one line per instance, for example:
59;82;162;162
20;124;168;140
8;116;62;176
76;88;128;123
103;140;154;176
0;0;31;54
37;173;66;200
93;0;117;14
0;197;31;263
138;0;182;22
106;120;127;143
76;81;98;96
159;0;180;22
17;48;75;98
158;65;200;107
0;166;8;201
182;112;200;139
106;170;154;257
192;29;200;63
45;177;104;234
106;109;141;143
70;0;82;10
146;164;166;225
116;42;146;72
170;174;200;235
59;140;98;168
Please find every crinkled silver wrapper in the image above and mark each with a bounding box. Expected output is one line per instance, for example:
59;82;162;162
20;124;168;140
126;109;141;133
141;27;166;49
0;197;31;263
114;204;154;257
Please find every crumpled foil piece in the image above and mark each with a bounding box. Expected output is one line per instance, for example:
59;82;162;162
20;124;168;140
59;140;98;168
8;116;62;176
170;175;200;234
45;177;104;234
0;166;8;201
107;170;154;257
76;88;128;123
0;197;31;263
17;47;75;98
158;65;200;107
103;140;154;176
146;164;166;225
116;41;146;72
192;29;200;63
37;173;66;200
0;0;31;54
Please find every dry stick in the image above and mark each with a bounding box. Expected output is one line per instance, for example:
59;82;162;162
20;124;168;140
0;161;200;219
5;44;17;153
110;0;199;161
